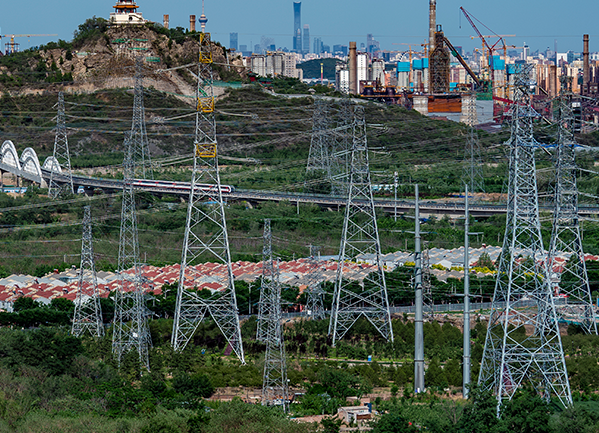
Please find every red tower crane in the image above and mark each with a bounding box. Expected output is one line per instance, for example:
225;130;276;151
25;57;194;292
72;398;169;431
459;7;509;88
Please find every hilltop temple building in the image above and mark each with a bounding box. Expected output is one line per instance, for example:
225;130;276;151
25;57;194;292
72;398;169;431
110;0;148;25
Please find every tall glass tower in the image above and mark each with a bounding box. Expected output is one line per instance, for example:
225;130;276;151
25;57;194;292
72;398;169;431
303;24;310;54
293;2;302;52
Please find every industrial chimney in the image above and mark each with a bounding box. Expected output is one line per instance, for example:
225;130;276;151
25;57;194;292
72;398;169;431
429;0;436;55
163;14;169;29
190;15;196;32
349;42;357;94
583;34;590;96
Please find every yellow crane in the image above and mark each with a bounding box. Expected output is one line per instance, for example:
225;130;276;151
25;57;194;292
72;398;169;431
1;34;58;54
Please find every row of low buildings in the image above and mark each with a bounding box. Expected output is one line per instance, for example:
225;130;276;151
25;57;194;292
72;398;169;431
0;246;589;312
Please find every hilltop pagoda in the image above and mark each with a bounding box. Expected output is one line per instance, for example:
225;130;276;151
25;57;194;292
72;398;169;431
110;0;147;25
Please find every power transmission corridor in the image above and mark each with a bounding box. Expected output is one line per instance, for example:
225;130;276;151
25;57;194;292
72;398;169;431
329;105;393;345
171;33;244;364
478;65;571;412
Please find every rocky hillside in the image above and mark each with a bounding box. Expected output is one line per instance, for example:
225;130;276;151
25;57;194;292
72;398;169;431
0;18;246;100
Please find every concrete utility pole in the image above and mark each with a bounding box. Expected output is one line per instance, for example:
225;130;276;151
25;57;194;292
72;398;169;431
414;184;425;393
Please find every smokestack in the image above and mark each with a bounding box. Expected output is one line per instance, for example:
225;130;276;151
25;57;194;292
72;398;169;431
163;14;169;29
190;15;196;32
349;42;357;94
429;0;436;55
583;34;590;96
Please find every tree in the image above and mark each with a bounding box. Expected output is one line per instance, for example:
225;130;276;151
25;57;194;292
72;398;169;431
496;392;551;433
50;297;74;313
425;358;447;388
372;409;419;433
13;296;37;312
444;358;462;387
455;387;499;433
321;417;342;433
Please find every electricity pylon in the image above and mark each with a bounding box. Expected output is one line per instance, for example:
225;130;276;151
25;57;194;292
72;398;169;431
48;91;74;198
422;244;435;320
260;240;288;410
329;105;393;345
330;100;353;197
129;57;153;179
548;77;597;334
305;99;332;193
257;219;276;342
112;132;152;370
171;33;244;364
462;94;485;195
72;205;103;338
478;65;572;413
305;245;326;321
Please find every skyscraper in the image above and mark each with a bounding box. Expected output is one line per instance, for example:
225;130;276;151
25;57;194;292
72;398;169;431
293;2;302;52
230;32;238;51
303;24;310;55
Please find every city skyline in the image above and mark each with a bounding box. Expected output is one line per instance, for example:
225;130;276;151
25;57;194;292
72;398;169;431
0;0;597;55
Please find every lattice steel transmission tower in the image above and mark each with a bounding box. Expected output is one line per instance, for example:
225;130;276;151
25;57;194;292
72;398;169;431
462;93;485;195
548;77;597;334
330;100;353;197
112;132;152;370
329;105;393;345
129;57;153;179
305;245;326;321
305;99;332;193
257;219;277;342
422;245;435;320
261;263;288;409
72;205;104;338
48;91;74;198
478;65;571;412
171;33;244;364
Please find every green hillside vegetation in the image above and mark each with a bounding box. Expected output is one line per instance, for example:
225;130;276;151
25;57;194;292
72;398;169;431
0;310;598;432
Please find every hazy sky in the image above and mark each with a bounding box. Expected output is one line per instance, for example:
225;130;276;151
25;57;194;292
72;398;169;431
1;0;597;55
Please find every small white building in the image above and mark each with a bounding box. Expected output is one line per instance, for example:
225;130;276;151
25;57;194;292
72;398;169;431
110;0;147;25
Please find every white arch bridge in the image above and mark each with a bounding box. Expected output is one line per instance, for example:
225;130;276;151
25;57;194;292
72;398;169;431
0;140;56;188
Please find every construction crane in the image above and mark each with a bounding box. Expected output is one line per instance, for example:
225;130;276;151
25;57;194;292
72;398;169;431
1;34;58;54
460;7;510;90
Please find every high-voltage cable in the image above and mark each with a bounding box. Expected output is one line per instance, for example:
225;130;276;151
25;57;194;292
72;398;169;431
171;33;244;364
71;205;104;338
328;105;393;345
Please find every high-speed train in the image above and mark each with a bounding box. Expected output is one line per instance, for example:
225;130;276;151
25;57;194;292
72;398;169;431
131;179;235;193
